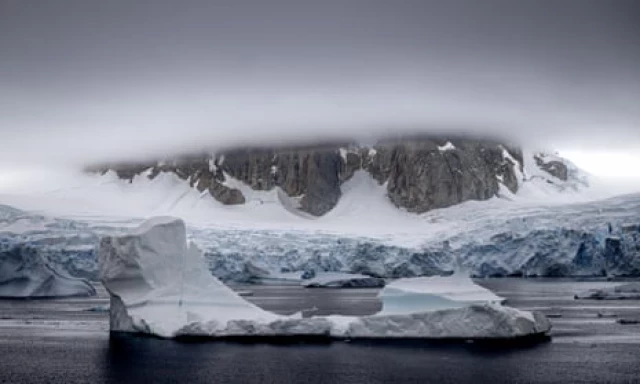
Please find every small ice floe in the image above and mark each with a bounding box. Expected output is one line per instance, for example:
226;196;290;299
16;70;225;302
617;318;640;325
575;283;640;300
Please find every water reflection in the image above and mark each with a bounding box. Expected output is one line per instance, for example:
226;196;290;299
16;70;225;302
100;333;551;384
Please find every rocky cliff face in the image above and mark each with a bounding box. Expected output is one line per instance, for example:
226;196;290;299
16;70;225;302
92;136;528;216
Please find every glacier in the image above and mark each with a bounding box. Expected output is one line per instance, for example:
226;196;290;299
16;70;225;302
100;217;550;340
0;207;96;298
1;190;640;283
0;156;639;285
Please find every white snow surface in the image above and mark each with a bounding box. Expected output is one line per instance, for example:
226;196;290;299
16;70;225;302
0;150;608;236
101;217;550;339
438;142;456;151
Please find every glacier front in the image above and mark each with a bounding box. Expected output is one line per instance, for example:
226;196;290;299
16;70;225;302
2;191;640;285
0;243;95;298
100;217;550;340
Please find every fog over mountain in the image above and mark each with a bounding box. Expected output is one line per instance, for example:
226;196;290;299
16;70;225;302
1;0;639;171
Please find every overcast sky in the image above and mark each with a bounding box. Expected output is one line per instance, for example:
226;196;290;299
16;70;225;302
1;0;639;170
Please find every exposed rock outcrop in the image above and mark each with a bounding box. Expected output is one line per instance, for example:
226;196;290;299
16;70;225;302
534;154;568;181
376;138;521;213
91;136;528;216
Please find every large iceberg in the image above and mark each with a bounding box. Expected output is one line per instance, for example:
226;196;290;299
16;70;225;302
100;217;550;340
0;244;96;298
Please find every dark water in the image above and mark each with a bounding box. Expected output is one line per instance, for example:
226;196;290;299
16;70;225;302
1;279;640;384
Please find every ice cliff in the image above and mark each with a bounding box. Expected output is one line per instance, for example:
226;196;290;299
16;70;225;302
1;191;640;283
0;229;95;297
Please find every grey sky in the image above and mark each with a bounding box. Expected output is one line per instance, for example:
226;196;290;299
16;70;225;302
1;0;639;165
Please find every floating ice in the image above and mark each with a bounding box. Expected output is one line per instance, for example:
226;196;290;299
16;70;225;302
100;217;550;340
379;275;505;315
302;272;386;288
575;282;640;300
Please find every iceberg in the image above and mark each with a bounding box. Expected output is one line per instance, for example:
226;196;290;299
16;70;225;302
302;272;385;288
0;245;96;298
100;217;550;340
379;275;505;315
99;216;281;336
575;282;640;300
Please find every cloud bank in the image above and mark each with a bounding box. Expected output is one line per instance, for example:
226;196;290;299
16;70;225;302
1;0;639;166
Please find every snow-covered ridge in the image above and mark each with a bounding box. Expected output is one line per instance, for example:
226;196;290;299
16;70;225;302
79;138;593;217
0;148;597;228
0;145;636;284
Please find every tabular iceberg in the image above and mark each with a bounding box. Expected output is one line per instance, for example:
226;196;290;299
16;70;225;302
100;217;550;340
0;245;96;298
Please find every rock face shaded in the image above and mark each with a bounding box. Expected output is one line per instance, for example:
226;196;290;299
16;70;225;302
92;136;527;216
534;154;568;181
375;138;521;213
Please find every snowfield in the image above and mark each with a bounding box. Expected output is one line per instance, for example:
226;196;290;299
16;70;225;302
101;217;550;339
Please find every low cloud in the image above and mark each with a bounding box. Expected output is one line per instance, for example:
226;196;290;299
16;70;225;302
1;0;639;166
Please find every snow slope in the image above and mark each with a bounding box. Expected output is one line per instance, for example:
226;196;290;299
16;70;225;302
0;150;609;234
1;151;639;282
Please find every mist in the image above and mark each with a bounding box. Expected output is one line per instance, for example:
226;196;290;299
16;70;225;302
1;0;639;168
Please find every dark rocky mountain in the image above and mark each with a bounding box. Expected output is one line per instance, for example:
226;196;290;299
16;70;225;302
91;136;565;216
